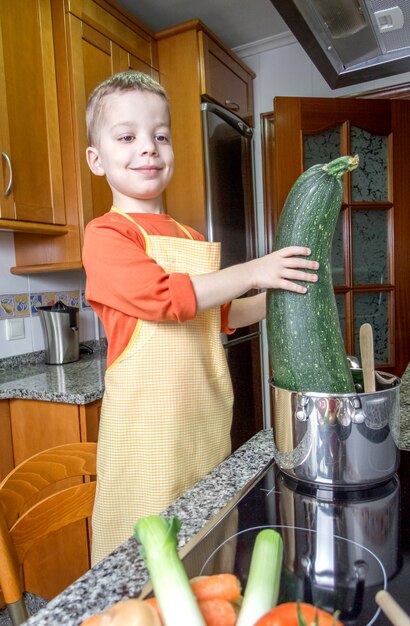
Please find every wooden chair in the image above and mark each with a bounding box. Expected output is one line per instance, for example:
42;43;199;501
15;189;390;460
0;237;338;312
0;442;97;626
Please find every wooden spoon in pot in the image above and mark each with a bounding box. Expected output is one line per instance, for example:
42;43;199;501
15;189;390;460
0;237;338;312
376;590;410;626
360;323;376;393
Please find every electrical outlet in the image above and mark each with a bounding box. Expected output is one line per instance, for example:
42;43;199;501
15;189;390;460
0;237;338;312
5;318;25;340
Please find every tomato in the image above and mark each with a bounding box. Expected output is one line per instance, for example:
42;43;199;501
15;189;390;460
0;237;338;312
254;602;343;626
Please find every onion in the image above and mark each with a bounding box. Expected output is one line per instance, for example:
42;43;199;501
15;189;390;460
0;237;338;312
81;599;161;626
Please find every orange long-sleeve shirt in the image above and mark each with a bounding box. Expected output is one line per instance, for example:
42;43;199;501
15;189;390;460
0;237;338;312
82;211;232;366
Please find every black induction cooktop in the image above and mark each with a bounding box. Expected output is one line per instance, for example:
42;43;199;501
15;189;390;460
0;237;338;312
182;451;410;625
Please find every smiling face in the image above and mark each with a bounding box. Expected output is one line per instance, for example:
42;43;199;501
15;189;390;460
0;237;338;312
86;89;174;213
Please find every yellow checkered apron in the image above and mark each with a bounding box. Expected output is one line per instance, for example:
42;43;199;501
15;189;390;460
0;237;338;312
91;211;233;564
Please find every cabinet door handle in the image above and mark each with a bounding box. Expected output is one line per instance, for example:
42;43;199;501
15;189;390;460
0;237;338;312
225;99;240;112
2;151;13;197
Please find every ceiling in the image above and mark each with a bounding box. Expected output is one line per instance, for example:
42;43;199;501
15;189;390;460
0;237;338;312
115;0;289;49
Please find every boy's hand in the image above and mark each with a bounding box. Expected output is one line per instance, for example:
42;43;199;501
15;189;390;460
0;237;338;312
252;246;319;293
192;246;319;315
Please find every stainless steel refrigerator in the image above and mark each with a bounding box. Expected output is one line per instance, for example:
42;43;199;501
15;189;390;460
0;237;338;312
201;102;263;451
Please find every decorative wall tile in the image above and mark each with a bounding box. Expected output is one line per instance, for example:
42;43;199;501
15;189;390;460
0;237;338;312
0;296;14;319
30;294;43;315
43;292;57;306
68;291;80;307
55;291;80;307
81;290;91;308
56;292;69;305
14;295;30;317
1;291;86;319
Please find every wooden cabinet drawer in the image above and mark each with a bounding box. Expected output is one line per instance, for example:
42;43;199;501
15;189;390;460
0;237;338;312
199;31;254;123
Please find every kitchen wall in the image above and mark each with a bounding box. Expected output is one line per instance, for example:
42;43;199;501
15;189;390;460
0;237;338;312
1;27;409;362
0;231;101;358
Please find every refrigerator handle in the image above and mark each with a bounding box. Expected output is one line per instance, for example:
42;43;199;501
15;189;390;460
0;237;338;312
220;333;228;345
238;121;253;137
222;331;261;347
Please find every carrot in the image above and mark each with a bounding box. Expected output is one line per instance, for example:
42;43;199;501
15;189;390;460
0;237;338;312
198;598;237;626
190;573;242;602
144;595;237;626
143;574;241;625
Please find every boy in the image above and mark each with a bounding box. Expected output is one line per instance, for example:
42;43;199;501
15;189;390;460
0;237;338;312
82;70;319;564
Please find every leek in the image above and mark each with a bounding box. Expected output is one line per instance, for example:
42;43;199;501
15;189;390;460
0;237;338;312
236;528;284;626
134;515;206;626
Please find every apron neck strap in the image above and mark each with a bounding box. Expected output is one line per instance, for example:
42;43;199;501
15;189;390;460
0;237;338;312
110;206;193;240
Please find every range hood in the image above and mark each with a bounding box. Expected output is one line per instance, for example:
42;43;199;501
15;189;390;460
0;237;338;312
270;0;410;88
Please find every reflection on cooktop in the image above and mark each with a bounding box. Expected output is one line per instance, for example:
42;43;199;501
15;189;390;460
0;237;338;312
182;452;410;626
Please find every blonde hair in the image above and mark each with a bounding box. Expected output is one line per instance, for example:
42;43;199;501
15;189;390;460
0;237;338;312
86;70;169;147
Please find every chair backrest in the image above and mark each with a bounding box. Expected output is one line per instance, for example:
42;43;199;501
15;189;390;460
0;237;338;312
0;442;97;617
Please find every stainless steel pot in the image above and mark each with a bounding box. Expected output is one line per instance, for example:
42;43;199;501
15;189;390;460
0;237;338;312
277;473;401;622
270;370;401;489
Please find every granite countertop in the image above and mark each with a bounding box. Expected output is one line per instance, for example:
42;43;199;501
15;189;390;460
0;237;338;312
399;362;410;449
0;343;106;405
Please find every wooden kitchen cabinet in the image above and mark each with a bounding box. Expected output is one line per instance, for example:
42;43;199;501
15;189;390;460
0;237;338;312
0;0;68;234
3;397;102;599
55;0;159;232
12;0;159;273
198;31;255;122
156;20;255;235
157;21;254;124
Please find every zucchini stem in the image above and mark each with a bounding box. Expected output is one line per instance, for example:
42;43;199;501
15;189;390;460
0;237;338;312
322;154;359;178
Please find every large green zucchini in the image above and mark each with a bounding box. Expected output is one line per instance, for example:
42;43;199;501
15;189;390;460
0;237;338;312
267;155;359;394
